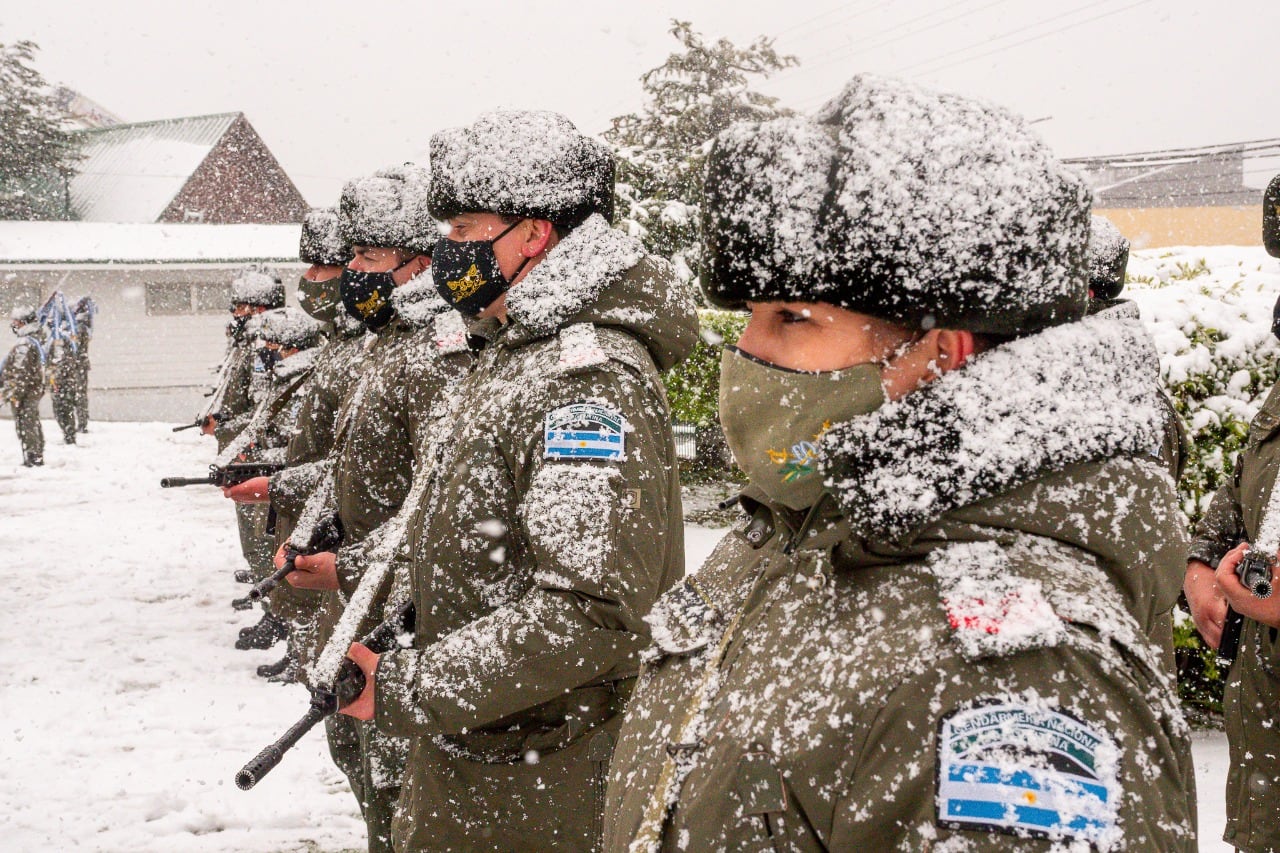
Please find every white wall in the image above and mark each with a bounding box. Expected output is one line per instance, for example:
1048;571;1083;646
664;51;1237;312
1;263;303;423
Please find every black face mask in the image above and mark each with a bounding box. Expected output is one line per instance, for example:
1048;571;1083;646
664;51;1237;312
341;257;414;331
256;347;282;375
431;220;532;317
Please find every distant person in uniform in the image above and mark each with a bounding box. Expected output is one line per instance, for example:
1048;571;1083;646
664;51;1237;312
70;296;95;433
2;306;47;467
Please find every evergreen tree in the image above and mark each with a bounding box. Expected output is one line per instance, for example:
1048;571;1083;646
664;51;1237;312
0;40;80;220
605;21;796;293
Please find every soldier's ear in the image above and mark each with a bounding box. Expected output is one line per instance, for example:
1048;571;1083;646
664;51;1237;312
934;329;975;371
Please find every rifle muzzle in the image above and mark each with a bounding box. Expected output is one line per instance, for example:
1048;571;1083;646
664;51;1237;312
1239;551;1275;599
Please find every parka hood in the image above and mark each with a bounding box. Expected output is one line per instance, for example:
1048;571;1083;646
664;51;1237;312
503;213;699;372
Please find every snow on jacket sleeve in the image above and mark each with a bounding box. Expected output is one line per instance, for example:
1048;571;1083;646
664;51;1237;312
374;365;679;738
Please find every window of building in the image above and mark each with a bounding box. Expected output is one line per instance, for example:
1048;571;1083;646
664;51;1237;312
145;282;236;315
193;283;233;314
145;282;195;315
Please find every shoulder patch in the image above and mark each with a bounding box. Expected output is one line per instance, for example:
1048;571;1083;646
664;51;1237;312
544;401;626;461
556;323;608;373
937;701;1121;847
928;540;1066;661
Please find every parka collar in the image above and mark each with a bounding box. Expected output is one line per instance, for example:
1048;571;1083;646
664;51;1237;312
272;348;317;382
390;273;452;330
503;213;643;339
819;312;1169;545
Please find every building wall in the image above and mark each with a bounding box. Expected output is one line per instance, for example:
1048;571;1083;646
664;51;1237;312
0;264;302;423
1094;206;1263;249
160;116;309;224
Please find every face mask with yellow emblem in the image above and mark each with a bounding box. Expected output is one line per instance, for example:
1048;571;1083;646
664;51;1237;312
719;345;886;511
431;219;532;317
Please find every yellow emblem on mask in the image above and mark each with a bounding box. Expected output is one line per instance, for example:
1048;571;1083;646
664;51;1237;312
447;264;487;299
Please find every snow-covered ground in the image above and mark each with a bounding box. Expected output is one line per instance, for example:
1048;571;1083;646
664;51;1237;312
0;421;1237;851
0;422;727;852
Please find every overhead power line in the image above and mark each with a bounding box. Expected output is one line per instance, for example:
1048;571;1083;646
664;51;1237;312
903;0;1153;77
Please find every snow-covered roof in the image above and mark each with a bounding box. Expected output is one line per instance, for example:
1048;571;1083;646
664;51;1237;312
69;113;238;222
0;221;302;265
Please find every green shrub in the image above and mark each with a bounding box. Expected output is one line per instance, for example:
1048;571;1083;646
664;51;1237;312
664;309;746;427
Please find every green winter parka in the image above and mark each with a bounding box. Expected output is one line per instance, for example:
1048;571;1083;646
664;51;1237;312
605;311;1197;853
372;214;700;852
1189;380;1280;853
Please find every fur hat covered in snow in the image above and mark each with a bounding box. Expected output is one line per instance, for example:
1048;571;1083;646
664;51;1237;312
299;207;354;266
230;267;286;308
1088;215;1129;301
249;308;325;350
338;164;436;255
10;304;37;324
701;74;1092;336
428;110;615;229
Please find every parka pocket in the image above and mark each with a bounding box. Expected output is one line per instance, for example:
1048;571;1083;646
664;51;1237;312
736;745;790;852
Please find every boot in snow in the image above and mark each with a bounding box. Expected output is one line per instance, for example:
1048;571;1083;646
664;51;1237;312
235;613;287;650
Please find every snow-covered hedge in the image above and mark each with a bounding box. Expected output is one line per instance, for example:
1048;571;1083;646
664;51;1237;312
1128;246;1280;713
663;309;747;429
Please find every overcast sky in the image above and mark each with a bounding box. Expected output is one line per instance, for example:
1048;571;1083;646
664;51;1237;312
4;0;1276;204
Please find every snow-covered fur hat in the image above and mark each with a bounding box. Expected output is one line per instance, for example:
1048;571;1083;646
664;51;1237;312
1088;215;1128;301
10;305;37;324
701;74;1092;336
249;308;324;350
230;268;285;308
339;164;436;255
299;207;353;266
428;110;615;229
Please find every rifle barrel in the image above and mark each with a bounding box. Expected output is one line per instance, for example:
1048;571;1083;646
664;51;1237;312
160;475;213;488
248;555;297;601
235;698;333;790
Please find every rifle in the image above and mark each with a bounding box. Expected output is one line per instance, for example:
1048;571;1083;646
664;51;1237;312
1217;547;1275;667
172;413;222;433
160;461;284;489
235;599;414;789
244;511;344;603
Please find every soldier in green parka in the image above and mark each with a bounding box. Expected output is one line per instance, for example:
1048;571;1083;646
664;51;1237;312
337;110;699;852
2;306;46;467
216;307;325;654
225;207;367;682
228;166;472;853
1185;171;1280;853
604;75;1197;852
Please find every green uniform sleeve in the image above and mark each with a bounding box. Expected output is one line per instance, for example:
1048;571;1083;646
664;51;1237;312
1189;478;1244;567
375;368;677;738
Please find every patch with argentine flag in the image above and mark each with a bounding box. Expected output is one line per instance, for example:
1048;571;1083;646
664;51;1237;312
543;402;626;462
936;701;1120;846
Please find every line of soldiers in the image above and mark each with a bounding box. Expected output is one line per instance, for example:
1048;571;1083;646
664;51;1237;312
178;74;1280;852
2;294;94;466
